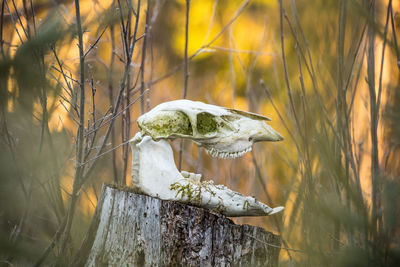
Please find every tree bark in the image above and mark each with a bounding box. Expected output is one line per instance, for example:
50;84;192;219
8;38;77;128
73;184;281;266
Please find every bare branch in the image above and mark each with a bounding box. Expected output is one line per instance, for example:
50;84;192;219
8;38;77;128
178;0;190;171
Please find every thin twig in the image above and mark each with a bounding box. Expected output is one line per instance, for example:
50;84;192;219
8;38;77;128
10;0;28;38
29;0;36;34
33;216;67;267
389;4;399;69
81;139;131;165
367;0;381;242
107;14;118;184
277;0;302;136
251;151;293;260
210;45;274;55
202;0;218;44
228;28;236;106
121;0;134;185
244;233;305;253
178;0;190;171
145;0;251;89
59;0;87;256
82;0;142;183
85;88;148;136
83;27;107;58
4;0;23;44
140;0;150;114
182;0;190;99
377;0;392;115
0;0;6;57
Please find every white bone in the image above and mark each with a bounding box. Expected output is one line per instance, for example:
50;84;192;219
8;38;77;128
130;133;284;216
138;100;283;158
130;100;285;217
181;171;190;178
180;171;201;182
194;173;202;181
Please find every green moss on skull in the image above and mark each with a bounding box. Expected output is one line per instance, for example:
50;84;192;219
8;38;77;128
141;111;192;138
243;199;251;210
197;112;217;135
170;180;227;214
170;181;202;204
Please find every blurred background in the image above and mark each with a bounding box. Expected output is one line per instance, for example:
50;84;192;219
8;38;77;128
1;0;400;265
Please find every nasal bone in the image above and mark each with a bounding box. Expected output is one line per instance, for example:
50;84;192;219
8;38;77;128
254;126;284;142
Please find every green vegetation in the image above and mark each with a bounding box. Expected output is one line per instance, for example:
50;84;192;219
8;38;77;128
170;181;203;204
196;112;218;135
142;111;193;138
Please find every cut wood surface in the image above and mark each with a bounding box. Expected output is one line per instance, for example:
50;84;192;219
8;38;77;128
73;184;281;266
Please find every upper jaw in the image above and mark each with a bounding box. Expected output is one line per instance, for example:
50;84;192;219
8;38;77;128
203;140;254;159
205;146;252;159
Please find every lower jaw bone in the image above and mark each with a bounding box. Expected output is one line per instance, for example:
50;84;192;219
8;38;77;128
130;133;284;217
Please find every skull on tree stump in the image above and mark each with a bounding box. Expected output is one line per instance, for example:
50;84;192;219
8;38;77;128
130;99;284;217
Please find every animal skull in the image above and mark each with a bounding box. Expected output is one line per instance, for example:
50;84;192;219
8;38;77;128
130;99;284;216
138;100;283;158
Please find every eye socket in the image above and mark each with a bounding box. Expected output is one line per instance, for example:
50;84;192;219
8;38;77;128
197;112;217;135
248;137;253;142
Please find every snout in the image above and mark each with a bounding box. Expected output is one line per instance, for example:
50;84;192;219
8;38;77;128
254;124;284;142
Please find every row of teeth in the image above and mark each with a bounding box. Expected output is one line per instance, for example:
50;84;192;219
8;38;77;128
205;147;252;159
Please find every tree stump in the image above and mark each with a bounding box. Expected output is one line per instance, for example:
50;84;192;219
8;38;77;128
73;184;281;266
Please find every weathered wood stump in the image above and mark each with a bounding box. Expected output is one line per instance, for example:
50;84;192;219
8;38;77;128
73;184;281;266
